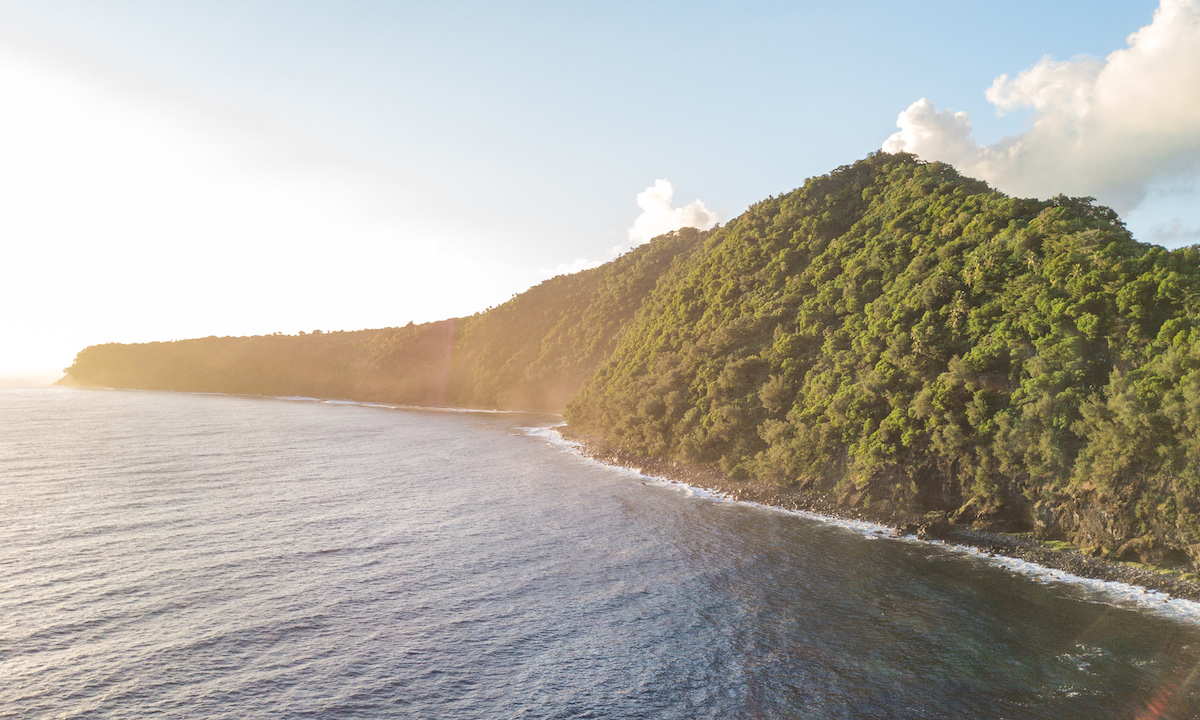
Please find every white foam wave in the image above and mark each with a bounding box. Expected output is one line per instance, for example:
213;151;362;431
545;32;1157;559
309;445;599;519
520;425;1200;625
958;546;1200;624
517;423;570;443
266;394;539;415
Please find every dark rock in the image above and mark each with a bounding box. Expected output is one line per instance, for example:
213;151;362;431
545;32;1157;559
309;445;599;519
1032;499;1059;538
917;511;952;540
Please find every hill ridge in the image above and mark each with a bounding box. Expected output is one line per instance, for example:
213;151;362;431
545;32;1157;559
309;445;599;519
62;152;1200;571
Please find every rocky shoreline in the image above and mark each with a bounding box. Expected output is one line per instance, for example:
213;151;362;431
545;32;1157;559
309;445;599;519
561;428;1200;603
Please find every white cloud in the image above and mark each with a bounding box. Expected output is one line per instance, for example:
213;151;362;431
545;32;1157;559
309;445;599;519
541;179;718;279
883;0;1200;214
540;256;606;278
883;99;978;167
627;179;718;246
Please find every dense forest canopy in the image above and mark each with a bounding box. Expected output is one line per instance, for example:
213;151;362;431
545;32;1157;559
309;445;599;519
566;152;1200;568
62;152;1200;569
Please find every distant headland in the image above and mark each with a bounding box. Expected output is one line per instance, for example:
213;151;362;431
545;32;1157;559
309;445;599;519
61;152;1200;586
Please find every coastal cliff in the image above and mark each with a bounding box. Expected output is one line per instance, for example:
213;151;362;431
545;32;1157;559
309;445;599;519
62;152;1200;574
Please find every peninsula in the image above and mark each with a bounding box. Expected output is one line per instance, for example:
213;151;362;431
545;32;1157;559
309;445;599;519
61;152;1200;587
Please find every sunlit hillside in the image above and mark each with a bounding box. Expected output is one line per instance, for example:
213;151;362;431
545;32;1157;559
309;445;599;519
63;152;1200;571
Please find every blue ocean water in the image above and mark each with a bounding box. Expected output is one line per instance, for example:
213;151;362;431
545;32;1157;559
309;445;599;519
4;384;1200;719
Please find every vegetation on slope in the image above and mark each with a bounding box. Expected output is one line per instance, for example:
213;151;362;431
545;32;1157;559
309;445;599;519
63;151;1200;570
60;227;703;412
566;152;1200;568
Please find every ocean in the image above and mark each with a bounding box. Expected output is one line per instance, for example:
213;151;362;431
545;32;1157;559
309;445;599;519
4;384;1200;719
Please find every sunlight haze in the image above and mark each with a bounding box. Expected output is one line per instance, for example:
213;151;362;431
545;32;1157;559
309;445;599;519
2;0;1194;376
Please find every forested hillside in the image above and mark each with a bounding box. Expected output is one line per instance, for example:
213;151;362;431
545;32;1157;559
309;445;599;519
60;227;703;411
62;152;1200;569
566;152;1200;568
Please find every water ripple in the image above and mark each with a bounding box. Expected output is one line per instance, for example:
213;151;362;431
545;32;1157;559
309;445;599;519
3;388;1200;719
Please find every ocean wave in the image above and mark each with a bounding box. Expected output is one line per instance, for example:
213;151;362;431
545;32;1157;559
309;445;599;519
520;424;1200;626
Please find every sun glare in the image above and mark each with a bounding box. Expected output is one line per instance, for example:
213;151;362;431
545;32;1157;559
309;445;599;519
0;39;525;375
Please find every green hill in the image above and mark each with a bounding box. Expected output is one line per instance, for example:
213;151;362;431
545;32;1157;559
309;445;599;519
59;226;704;411
62;152;1200;570
566;152;1200;569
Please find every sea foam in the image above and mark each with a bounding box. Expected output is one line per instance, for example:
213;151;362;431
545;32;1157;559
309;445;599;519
520;424;1200;626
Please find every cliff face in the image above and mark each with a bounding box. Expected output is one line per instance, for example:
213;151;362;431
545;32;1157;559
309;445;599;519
63;152;1200;570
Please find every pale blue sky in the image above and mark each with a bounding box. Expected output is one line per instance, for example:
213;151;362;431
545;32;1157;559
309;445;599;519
2;1;1195;374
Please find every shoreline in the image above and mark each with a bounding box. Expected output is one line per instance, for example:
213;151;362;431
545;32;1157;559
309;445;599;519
49;385;1200;604
558;427;1200;604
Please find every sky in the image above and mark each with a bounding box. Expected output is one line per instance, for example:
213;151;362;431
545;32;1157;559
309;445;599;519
2;0;1197;376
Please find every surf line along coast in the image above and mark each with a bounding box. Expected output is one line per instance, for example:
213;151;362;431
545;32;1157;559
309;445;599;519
556;426;1200;605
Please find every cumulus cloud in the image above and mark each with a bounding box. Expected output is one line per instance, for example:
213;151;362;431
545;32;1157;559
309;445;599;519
627;179;718;246
883;0;1200;213
540;179;718;278
541;256;607;278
